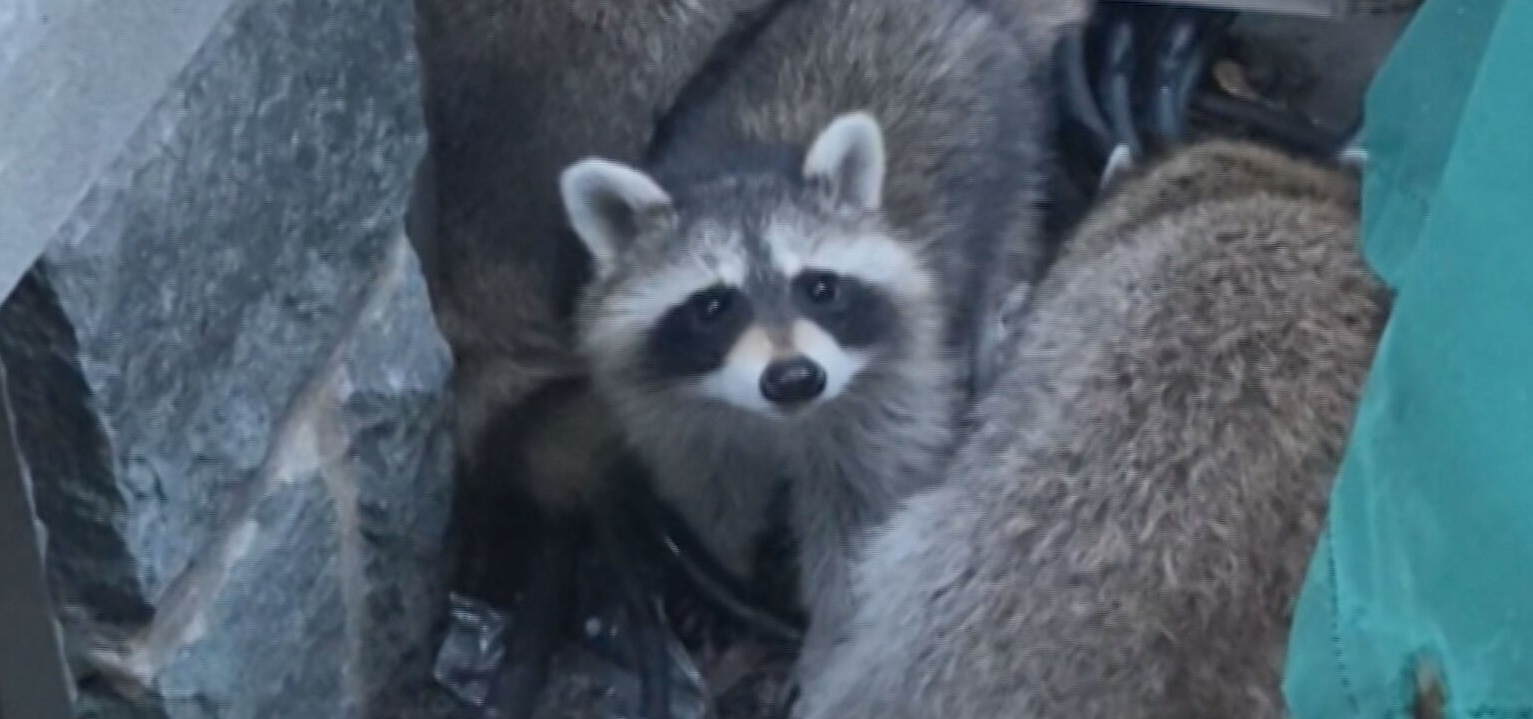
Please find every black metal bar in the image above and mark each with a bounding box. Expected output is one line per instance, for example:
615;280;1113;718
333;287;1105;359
0;358;74;719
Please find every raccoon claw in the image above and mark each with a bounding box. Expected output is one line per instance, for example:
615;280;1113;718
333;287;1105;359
1100;143;1138;190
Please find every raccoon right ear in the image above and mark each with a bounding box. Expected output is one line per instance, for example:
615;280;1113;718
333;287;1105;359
559;158;676;273
803;111;886;212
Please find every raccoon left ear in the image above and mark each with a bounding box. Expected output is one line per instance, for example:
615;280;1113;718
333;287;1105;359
803;111;886;211
560;158;676;274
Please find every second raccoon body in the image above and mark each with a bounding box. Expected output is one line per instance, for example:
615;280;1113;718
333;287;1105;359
795;140;1389;719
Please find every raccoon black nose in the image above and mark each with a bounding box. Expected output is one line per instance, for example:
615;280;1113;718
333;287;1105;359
760;357;826;405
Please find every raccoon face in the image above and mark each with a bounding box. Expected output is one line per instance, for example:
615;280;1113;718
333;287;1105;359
641;263;902;415
560;112;935;418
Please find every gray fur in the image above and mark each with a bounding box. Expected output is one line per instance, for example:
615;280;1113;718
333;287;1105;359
565;0;1075;685
796;140;1389;719
412;0;781;500
965;0;1096;63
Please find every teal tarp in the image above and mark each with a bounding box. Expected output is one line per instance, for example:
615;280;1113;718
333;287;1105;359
1283;1;1533;717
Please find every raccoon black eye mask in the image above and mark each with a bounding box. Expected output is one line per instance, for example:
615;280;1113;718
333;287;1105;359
791;271;899;350
645;285;755;380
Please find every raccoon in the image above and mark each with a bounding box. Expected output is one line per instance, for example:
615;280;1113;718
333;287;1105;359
410;7;806;704
794;140;1390;719
410;0;786;492
558;0;1081;676
561;113;958;677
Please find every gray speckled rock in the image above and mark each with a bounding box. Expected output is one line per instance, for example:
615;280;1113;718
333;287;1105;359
0;0;455;715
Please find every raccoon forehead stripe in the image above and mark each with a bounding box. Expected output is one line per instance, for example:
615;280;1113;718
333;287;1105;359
805;234;931;297
761;224;804;276
759;219;926;295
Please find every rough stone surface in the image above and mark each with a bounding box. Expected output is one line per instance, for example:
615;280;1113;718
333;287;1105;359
0;0;239;299
0;0;456;716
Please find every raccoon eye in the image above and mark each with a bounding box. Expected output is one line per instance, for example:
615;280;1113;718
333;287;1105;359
803;272;839;305
688;288;734;325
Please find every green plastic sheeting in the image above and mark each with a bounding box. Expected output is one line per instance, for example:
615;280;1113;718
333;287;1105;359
1283;1;1533;717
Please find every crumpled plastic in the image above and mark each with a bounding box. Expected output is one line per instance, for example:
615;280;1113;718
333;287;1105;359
434;586;710;719
432;594;509;712
436;555;721;719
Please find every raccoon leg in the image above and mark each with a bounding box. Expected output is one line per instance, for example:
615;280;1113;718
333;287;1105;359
791;487;982;719
590;496;674;719
785;479;899;705
975;185;1053;396
481;517;581;719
